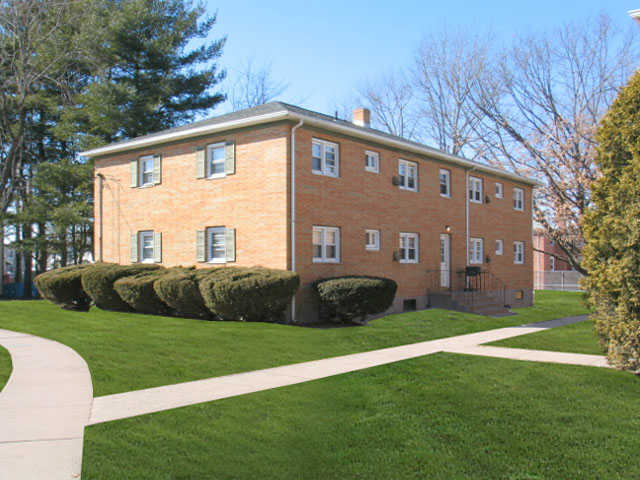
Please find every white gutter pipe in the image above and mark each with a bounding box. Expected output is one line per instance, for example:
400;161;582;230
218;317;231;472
465;167;477;267
290;119;304;322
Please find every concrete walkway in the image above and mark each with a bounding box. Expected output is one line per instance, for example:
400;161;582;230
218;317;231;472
0;329;93;480
89;314;604;425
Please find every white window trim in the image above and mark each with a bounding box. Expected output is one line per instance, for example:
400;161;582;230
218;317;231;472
364;150;379;173
206;142;226;179
495;239;504;255
513;187;524;211
312;139;339;178
439;169;451;198
138;155;154;187
514;241;525;264
313;226;340;263
549;256;555;271
399;232;419;264
398;159;418;192
365;229;380;251
469;176;483;204
206;226;226;264
495;182;503;198
469;237;483;264
139;230;155;264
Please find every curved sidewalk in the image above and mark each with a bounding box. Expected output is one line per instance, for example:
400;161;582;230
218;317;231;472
0;329;93;480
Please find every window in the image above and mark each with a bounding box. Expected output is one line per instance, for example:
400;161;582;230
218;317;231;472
469;237;483;264
495;182;503;198
549;256;555;271
206;227;226;263
139;231;155;263
312;139;339;177
139;155;154;186
365;150;379;173
439;169;451;197
398;159;418;191
207;142;226;178
513;187;524;211
514;241;524;264
365;229;380;251
469;176;483;203
403;299;417;311
495;239;503;255
313;226;340;263
399;232;419;263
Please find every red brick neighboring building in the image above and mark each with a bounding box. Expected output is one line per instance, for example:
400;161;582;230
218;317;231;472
533;231;573;273
82;103;538;322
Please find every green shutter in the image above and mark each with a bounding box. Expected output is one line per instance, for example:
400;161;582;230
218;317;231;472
225;228;236;262
153;155;162;185
195;147;206;179
130;159;138;187
196;230;206;262
225;141;235;175
153;232;162;263
130;233;138;263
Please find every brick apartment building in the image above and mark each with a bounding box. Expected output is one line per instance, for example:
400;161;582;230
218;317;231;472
81;102;537;322
532;231;573;273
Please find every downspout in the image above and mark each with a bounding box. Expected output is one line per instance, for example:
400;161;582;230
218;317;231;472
290;119;304;322
465;166;477;267
96;173;105;263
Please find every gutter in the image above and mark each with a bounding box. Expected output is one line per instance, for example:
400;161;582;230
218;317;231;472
290;119;304;322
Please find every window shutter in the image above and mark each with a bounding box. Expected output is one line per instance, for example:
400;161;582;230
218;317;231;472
195;147;206;179
130;233;138;263
153;232;162;263
130;159;138;187
225;228;236;262
196;230;206;262
225;141;235;175
153;154;162;185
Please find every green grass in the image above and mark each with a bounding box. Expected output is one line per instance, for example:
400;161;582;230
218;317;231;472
83;353;639;479
0;345;11;392
492;318;602;355
0;291;587;396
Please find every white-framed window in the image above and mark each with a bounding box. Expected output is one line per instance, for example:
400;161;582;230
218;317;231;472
399;232;419;263
514;241;524;264
398;159;418;191
365;150;379;173
313;226;340;263
139;155;154;186
139;230;155;263
439;169;451;197
513;187;524;211
495;239;503;255
495;182;503;198
206;226;226;263
365;229;380;251
469;176;483;203
549;256;555;271
469;237;483;264
207;142;226;178
312;139;339;177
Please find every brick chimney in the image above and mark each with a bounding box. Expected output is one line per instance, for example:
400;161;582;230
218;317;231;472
352;108;371;128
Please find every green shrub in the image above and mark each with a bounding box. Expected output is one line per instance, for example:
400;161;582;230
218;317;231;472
81;263;163;311
113;269;179;315
34;264;94;311
198;267;299;322
153;269;211;319
314;276;397;324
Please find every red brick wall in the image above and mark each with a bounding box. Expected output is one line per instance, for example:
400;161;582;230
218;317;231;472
533;233;573;272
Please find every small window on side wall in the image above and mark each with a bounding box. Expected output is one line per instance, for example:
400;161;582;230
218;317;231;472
365;151;379;173
313;226;340;263
398;159;418;191
469;176;482;203
365;229;380;251
514;241;524;264
495;239;503;255
495;182;503;198
439;169;451;197
513;187;524;211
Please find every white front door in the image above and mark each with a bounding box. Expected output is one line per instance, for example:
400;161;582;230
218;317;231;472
440;234;450;287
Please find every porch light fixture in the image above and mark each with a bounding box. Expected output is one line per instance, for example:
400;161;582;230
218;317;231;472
445;225;451;233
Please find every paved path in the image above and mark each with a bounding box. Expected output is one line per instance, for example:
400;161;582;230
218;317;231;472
0;329;93;480
90;314;603;425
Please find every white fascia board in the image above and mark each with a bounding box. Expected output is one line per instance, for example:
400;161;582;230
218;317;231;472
629;9;640;22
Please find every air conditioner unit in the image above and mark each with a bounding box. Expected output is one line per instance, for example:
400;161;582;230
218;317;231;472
391;176;401;186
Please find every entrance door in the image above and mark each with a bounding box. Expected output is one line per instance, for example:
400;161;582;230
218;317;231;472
440;234;450;288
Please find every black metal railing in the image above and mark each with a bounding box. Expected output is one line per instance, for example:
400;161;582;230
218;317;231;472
426;268;508;310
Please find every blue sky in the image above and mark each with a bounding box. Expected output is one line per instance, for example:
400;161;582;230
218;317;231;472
207;0;639;115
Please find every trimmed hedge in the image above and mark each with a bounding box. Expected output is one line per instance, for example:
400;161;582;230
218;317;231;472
34;264;94;311
81;263;163;311
113;269;179;315
153;268;211;319
198;267;299;322
314;276;397;324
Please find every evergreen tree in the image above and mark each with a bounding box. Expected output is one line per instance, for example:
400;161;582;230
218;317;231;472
583;71;640;374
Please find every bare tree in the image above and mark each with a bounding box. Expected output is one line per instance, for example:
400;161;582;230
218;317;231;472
228;58;288;111
471;15;638;274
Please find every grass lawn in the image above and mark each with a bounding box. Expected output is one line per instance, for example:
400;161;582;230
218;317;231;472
83;353;639;479
0;291;587;396
491;318;602;355
0;345;11;392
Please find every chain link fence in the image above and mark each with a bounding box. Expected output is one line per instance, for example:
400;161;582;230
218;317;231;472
534;271;583;291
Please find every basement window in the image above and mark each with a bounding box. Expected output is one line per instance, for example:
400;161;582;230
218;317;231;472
403;299;417;312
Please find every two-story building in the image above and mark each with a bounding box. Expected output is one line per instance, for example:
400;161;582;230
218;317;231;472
81;102;537;322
